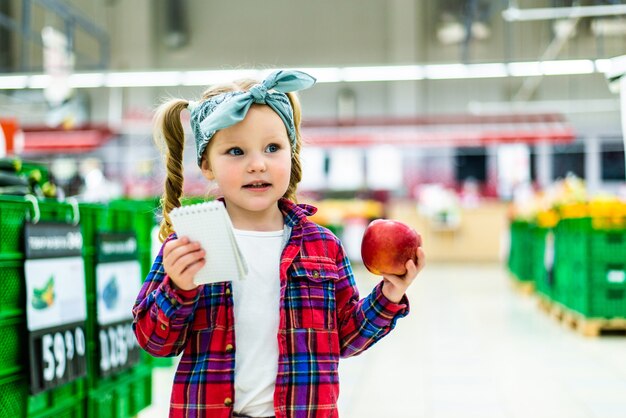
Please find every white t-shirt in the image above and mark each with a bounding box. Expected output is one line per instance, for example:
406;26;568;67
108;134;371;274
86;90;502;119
231;227;284;417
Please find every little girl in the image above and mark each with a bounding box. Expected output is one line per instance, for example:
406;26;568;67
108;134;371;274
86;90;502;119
132;70;425;418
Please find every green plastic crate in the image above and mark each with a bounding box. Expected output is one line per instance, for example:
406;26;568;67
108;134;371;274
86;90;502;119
128;366;152;416
0;196;81;260
38;199;78;225
0;260;25;319
508;220;533;282
86;387;116;418
553;216;626;318
0;196;30;260
590;229;626;262
29;378;86;417
32;401;86;418
107;199;158;251
78;203;108;253
0;373;86;418
0;317;26;377
0;374;28;418
86;376;132;418
139;249;154;284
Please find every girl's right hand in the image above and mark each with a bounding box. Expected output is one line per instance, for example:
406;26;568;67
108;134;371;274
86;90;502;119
162;237;206;291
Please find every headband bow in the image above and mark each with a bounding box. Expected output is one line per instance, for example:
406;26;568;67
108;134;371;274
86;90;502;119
189;70;316;166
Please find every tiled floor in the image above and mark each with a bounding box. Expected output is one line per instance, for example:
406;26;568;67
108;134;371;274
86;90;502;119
139;263;626;418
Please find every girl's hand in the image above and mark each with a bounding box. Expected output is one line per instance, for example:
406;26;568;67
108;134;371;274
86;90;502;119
381;246;426;303
162;237;206;291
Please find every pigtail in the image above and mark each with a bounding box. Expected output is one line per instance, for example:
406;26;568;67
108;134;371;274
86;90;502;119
153;99;189;242
284;91;303;203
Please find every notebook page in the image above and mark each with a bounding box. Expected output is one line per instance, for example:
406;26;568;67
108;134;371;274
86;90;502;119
169;201;247;284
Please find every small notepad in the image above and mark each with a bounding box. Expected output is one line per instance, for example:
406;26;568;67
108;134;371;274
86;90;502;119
169;200;248;285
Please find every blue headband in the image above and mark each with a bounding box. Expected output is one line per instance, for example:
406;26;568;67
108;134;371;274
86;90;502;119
188;70;316;166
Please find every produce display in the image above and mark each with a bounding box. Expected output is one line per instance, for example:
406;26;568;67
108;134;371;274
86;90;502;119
0;157;56;197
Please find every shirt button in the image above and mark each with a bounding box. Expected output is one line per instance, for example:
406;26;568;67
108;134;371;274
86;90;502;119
225;287;231;295
225;344;234;353
312;270;320;279
159;323;167;331
224;397;233;407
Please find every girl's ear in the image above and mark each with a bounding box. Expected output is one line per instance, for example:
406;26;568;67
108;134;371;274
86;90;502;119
200;156;215;181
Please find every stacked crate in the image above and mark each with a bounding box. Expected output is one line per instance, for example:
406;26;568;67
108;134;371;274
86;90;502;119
508;200;626;327
0;195;86;417
107;198;159;279
0;196;158;417
555;216;626;318
508;219;533;283
82;200;156;417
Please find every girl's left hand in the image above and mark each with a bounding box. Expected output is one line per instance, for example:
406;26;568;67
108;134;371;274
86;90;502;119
381;246;426;303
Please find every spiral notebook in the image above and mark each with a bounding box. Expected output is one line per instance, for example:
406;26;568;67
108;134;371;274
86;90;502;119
169;200;248;285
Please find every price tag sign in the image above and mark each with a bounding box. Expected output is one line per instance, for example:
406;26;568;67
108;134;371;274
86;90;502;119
24;223;87;394
95;233;142;377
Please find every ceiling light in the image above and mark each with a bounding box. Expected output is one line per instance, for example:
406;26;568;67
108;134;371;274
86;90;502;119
0;75;29;89
106;71;182;87
541;59;595;75
341;65;423;82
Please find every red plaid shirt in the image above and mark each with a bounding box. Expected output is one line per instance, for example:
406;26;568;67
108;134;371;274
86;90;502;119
132;199;409;418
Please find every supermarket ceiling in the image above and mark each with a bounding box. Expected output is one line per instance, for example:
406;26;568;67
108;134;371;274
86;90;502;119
0;0;624;136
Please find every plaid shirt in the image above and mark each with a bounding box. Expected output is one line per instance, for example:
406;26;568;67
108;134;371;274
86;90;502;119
132;198;409;418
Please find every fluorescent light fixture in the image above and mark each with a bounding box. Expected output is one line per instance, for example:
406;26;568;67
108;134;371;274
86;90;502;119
182;69;260;86
0;59;615;90
425;63;468;79
295;68;342;83
106;71;182;87
341;65;423;82
595;59;611;73
28;75;51;89
541;59;595;75
425;63;508;79
464;63;508;78
508;61;543;77
69;73;106;88
503;4;626;22
0;75;29;89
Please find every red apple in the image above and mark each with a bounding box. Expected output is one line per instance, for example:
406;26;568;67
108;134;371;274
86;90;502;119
361;219;421;276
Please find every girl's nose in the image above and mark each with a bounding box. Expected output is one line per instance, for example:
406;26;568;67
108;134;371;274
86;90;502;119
247;154;267;172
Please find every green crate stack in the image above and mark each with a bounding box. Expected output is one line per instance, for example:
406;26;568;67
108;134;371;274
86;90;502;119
533;227;554;298
508;220;533;283
554;217;626;318
552;218;588;307
107;198;159;252
0;195;32;260
79;203;109;255
128;365;153;416
86;370;136;418
107;198;175;369
0;316;26;377
0;196;87;417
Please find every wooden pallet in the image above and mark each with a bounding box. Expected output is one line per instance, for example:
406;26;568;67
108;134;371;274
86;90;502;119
510;276;535;296
536;295;626;337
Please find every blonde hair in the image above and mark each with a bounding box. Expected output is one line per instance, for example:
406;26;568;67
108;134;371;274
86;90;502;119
154;79;304;242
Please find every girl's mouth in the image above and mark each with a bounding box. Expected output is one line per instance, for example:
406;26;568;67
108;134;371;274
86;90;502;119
243;182;271;189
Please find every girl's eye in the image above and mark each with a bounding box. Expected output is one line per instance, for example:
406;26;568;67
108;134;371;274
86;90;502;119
227;147;243;156
265;143;280;153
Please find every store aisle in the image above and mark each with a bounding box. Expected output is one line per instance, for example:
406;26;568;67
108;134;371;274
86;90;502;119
140;263;626;418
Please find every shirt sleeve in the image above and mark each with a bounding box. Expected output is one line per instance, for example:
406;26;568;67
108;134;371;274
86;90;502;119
132;235;201;357
333;239;409;358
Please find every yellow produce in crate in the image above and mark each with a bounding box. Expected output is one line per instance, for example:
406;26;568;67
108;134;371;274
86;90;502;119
558;202;589;219
537;210;559;228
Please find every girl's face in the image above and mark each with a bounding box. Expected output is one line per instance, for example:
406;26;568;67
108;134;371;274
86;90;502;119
201;105;292;228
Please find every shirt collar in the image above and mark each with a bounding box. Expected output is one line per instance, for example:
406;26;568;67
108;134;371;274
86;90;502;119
215;197;316;228
278;198;317;227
